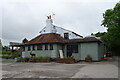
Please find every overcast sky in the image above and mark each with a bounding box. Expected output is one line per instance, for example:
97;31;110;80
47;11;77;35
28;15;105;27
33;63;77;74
0;0;119;46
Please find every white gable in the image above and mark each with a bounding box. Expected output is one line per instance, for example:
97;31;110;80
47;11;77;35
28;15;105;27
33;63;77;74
39;17;83;39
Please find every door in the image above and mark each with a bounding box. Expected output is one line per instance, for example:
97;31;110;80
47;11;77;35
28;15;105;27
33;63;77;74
67;45;72;57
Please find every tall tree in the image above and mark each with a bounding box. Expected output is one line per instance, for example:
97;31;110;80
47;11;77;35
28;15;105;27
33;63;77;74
92;32;107;37
101;2;120;56
22;38;28;44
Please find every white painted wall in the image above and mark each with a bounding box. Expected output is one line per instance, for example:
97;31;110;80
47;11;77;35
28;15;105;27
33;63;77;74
80;43;98;61
39;19;82;39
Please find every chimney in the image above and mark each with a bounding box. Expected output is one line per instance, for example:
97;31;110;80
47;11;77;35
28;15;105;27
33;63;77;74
46;15;53;26
47;15;51;19
45;15;57;33
46;15;54;33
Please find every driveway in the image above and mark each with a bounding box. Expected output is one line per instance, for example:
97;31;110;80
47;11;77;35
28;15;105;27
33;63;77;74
1;57;119;78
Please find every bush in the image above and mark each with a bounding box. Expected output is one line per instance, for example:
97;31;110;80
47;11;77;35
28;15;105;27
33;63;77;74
15;57;21;62
70;56;74;59
1;49;20;59
86;54;91;58
21;57;28;59
2;54;13;59
56;58;75;64
85;54;92;62
20;57;29;62
2;53;19;59
2;51;10;54
28;56;51;62
42;57;50;60
35;56;43;60
32;56;50;60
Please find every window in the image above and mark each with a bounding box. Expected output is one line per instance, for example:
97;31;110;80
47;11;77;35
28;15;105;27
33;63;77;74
32;45;35;50
37;44;42;50
53;26;56;29
45;44;48;50
67;45;78;53
64;33;69;39
50;44;53;50
72;45;78;53
28;46;31;51
22;46;25;51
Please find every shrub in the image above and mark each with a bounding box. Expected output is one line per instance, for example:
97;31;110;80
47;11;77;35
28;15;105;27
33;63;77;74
85;54;92;62
28;56;51;62
57;56;60;58
70;56;74;59
2;54;13;59
29;56;50;61
86;54;91;58
20;57;29;62
42;57;50;60
36;56;43;60
21;57;28;60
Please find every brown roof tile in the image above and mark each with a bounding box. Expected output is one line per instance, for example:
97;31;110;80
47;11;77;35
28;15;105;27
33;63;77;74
64;37;101;43
25;33;64;45
25;33;101;45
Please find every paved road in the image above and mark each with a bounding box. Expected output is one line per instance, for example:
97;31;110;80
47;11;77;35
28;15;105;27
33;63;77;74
1;60;118;78
1;56;119;78
72;63;118;78
2;62;86;78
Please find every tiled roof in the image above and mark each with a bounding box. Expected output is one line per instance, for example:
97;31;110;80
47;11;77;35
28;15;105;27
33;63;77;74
25;33;101;45
64;37;101;43
25;33;64;45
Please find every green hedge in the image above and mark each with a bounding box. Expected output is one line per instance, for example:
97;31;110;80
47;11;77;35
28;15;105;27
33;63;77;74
2;55;15;59
30;56;50;60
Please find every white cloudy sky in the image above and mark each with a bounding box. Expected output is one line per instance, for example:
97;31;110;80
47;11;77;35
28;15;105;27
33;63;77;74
0;0;119;46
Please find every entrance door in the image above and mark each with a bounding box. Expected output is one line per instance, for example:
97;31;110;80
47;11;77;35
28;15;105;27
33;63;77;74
66;44;78;57
67;45;72;57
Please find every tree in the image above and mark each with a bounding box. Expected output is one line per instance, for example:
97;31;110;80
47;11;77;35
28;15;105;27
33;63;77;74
22;38;28;44
92;32;107;37
2;46;9;51
101;2;120;56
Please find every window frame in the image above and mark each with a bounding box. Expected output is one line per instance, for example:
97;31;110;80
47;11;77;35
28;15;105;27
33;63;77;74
64;33;69;39
32;45;35;50
22;46;25;51
72;45;78;53
67;44;78;54
28;45;31;51
45;44;48;50
50;44;53;50
37;44;42;50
